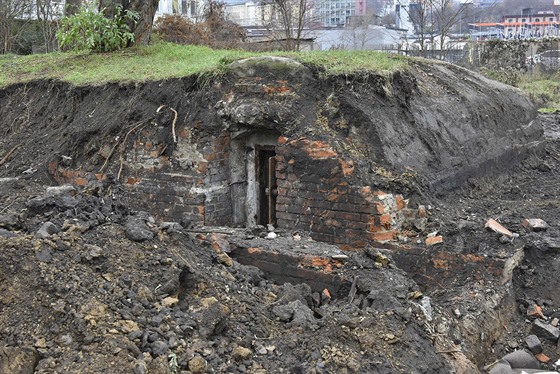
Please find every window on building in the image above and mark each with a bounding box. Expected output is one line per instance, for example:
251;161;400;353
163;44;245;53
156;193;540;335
191;0;197;16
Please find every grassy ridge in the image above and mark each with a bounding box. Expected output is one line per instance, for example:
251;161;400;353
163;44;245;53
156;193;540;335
0;42;407;87
2;42;558;111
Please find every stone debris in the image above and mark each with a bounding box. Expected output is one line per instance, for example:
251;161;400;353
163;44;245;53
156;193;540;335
0;228;17;238
489;349;540;373
331;254;348;260
187;356;207;374
0;346;39;374
159;221;183;233
526;335;543;354
522;218;549;232
36;221;59;238
485;218;514;237
532;319;560;342
232;346;252;361
0;212;19;229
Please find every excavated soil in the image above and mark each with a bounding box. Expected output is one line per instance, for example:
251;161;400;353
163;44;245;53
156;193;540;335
0;66;559;374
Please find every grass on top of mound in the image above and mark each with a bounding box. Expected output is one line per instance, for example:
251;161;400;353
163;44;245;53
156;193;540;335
0;42;408;87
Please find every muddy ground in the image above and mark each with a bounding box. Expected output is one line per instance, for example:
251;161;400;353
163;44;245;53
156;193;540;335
0;75;559;373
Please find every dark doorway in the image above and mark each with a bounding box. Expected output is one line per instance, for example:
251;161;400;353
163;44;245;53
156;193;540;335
256;146;277;226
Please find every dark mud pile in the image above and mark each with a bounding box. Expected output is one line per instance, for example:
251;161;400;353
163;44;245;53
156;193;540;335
0;178;455;373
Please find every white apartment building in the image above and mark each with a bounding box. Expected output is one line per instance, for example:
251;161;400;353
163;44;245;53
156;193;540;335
226;1;272;27
156;0;205;21
226;0;363;28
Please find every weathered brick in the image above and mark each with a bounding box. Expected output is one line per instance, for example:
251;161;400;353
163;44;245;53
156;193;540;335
75;177;88;187
308;223;334;234
287;205;308;215
311;232;336;243
374;201;388;214
277;211;297;222
425;236;443;246
326;193;339;202
341;228;367;239
332;211;362;222
396;194;407;210
346;221;368;230
372;230;396;242
324;219;341;228
341;160;354;176
379;214;393;229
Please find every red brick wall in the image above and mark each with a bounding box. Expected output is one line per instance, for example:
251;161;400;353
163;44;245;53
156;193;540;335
49;129;407;249
275;136;407;250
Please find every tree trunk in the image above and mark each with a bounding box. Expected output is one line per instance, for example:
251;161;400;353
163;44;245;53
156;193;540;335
129;0;159;45
65;0;82;15
98;0;159;45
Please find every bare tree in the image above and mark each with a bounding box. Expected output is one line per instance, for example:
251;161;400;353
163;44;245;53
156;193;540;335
0;0;33;53
35;0;64;52
430;0;472;58
397;0;472;59
403;0;431;56
264;0;312;51
338;13;387;50
202;0;246;46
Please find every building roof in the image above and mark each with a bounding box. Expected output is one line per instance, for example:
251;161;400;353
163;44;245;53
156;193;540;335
469;21;559;28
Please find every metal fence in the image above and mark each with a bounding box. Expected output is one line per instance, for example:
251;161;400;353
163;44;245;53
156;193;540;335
369;43;468;65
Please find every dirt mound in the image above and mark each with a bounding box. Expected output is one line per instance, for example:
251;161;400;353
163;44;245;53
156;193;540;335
0;59;558;374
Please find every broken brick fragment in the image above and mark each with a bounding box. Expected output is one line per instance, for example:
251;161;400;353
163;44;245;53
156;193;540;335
425;235;443;246
527;304;545;319
321;288;332;304
535;353;550;363
485;218;513;237
75;177;88;187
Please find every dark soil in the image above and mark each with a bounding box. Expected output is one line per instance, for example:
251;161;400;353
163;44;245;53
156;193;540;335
0;66;559;373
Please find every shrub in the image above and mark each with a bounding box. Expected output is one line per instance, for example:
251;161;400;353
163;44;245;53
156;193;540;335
154;14;245;49
154;15;208;46
56;4;139;52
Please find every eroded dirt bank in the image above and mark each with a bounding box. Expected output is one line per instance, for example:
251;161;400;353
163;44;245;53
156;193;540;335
0;58;557;373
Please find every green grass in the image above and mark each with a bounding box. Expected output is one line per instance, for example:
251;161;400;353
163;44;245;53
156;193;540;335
0;42;408;87
477;67;560;112
289;49;408;76
517;72;560;112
